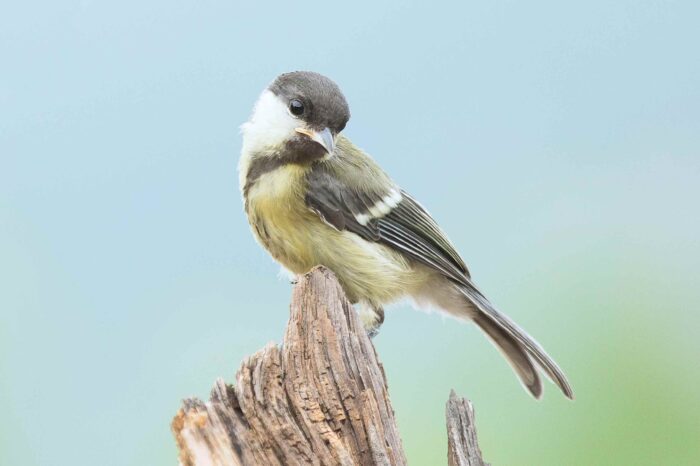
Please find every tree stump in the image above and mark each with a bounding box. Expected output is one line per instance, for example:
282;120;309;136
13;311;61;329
446;391;488;466
171;266;486;466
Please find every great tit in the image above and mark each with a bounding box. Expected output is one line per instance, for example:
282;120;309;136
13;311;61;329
239;71;573;399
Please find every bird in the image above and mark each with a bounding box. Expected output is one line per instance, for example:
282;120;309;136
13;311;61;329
239;71;573;399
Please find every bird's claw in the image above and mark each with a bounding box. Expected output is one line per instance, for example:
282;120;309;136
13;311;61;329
366;325;381;339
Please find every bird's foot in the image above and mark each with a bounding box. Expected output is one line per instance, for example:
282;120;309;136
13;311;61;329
358;305;385;340
366;324;381;339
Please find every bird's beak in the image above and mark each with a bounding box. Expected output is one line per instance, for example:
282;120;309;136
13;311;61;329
295;127;335;154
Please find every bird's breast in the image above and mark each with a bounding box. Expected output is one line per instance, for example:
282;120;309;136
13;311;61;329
242;159;423;306
244;164;318;273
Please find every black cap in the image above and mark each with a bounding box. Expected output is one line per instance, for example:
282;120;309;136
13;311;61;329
269;71;350;134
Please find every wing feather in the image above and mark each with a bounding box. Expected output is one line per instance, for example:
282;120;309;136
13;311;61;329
305;166;469;284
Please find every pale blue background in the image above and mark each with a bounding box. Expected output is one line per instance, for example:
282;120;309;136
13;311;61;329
2;1;699;465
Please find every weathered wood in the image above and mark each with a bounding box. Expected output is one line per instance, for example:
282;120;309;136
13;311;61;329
446;390;488;466
172;267;407;466
172;266;488;465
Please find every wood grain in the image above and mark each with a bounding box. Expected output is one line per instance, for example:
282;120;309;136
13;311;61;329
172;266;486;465
446;390;488;466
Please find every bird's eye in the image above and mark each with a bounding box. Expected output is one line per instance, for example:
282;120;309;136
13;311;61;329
289;99;305;116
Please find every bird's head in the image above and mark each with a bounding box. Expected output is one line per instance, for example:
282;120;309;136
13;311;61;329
241;71;350;162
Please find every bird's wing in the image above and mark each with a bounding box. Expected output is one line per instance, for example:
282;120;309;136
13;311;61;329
305;162;575;399
304;165;470;284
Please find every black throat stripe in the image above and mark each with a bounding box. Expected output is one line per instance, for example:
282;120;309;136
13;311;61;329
243;137;328;199
242;156;287;199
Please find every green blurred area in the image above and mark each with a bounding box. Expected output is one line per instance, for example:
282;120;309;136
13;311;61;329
382;243;700;465
2;1;699;465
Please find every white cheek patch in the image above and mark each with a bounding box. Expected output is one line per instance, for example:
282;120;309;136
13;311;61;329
241;90;298;155
355;189;403;226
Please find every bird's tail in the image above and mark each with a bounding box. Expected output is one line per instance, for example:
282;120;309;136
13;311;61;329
459;283;574;399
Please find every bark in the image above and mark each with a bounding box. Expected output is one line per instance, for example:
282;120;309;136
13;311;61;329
446;390;488;466
172;266;486;466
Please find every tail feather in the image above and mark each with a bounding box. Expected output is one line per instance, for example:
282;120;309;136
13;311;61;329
460;283;574;400
473;314;543;399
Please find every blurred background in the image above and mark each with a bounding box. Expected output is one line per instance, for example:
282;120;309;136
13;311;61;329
2;1;699;464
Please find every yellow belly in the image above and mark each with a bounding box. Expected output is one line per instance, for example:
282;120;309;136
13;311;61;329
245;165;421;305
